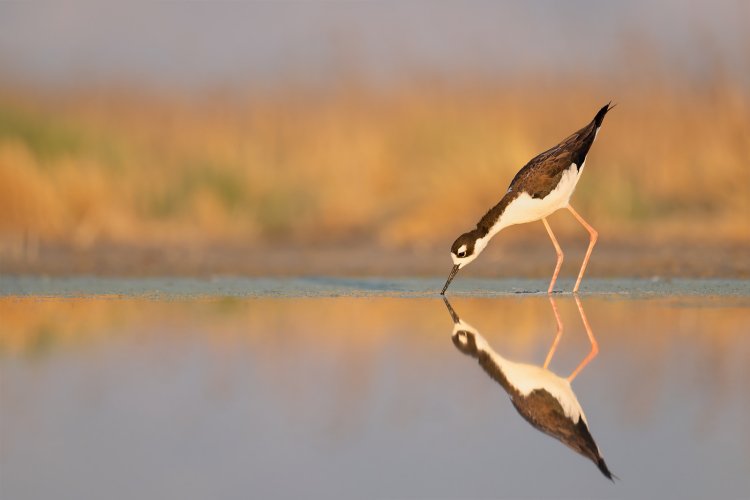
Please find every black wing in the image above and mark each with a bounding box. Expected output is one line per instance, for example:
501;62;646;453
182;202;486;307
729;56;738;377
507;103;612;199
511;389;615;481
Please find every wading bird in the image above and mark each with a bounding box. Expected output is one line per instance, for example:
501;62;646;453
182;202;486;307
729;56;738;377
441;103;613;295
444;296;615;480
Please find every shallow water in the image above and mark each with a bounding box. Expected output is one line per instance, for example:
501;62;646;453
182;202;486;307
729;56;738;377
2;276;749;298
1;279;749;499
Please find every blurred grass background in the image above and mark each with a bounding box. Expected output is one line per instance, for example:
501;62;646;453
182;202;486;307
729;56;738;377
1;77;747;245
0;2;748;275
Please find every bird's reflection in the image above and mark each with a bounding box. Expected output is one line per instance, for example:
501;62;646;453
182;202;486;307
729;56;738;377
444;296;615;481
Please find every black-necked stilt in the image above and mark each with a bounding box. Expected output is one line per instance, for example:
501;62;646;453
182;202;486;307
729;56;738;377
444;296;616;481
441;103;614;295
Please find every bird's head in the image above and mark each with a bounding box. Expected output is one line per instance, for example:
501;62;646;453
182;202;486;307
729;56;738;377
443;297;483;356
452;329;479;356
441;229;487;294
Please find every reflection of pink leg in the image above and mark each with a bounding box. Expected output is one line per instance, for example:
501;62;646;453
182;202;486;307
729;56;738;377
543;296;563;369
567;295;599;382
542;217;564;294
567;205;598;293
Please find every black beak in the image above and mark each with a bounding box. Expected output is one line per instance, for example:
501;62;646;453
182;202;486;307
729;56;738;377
442;296;460;324
441;264;460;295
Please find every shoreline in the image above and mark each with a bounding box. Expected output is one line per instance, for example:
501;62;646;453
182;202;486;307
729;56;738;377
1;241;748;279
2;276;749;299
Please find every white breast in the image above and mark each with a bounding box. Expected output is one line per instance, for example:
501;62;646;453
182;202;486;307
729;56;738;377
494;163;583;234
496;356;587;424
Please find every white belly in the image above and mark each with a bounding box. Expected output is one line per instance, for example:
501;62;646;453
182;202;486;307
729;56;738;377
499;164;582;229
500;358;586;424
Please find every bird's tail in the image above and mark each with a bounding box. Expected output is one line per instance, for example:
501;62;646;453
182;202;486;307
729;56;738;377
594;102;616;127
597;456;619;482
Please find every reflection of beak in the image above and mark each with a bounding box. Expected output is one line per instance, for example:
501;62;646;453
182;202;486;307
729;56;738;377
442;296;460;324
441;264;460;295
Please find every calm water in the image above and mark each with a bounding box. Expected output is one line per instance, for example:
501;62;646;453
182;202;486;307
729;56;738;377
1;279;749;499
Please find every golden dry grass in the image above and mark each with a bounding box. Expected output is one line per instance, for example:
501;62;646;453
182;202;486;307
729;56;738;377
1;73;748;254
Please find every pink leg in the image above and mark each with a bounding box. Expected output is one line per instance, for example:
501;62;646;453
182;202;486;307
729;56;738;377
542;217;564;294
567;295;599;382
543;296;563;369
567;205;598;293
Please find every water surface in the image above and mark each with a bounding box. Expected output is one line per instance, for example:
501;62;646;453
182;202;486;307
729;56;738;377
1;281;749;499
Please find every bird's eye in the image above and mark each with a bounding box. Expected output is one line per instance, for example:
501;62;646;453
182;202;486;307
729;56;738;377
457;251;466;258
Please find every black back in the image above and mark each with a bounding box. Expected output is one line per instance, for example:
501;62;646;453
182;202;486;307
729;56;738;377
473;103;613;237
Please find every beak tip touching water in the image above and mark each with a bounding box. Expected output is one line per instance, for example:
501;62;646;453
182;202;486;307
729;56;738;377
442;295;460;323
441;264;460;295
